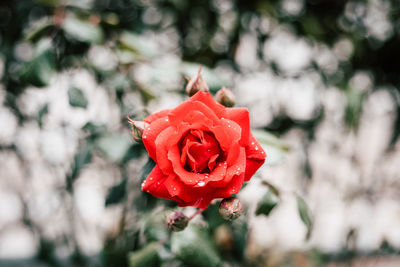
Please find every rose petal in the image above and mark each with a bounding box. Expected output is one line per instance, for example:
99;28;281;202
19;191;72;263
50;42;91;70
190;91;225;116
208;147;246;188
246;132;267;160
212;118;241;151
222;107;250;146
143;109;171;124
164;174;215;204
208;162;227;182
142;165;183;203
155;126;186;174
244;132;266;181
214;171;245;197
169;100;220;126
167;146;204;185
244;158;265;181
142;117;170;160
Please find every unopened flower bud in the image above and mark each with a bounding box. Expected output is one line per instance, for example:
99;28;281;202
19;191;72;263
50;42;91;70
215;87;235;107
218;197;243;221
185;67;209;96
127;117;148;142
166;210;189;232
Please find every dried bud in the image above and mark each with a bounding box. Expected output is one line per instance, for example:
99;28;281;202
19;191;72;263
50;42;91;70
215;87;235;107
127;117;148;142
166;210;189;232
185;67;209;96
218;197;243;221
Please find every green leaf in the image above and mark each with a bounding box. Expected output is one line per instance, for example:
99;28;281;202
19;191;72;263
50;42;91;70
231;219;248;260
128;242;160;267
171;224;222;267
96;134;132;163
119;32;159;58
122;145;143;163
82;122;107;139
345;89;364;130
67;142;92;191
255;190;279;217
297;196;313;240
68;87;88;108
143;211;169;242
63;14;104;44
105;179;127;206
252;129;289;165
37;103;49;128
34;0;60;6
24;18;53;42
19;39;55;87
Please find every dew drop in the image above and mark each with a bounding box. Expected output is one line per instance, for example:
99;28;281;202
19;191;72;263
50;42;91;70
255;146;259;150
251;142;255;145
197;181;205;187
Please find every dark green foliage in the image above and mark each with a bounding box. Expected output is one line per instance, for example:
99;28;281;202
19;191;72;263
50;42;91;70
255;190;279;217
297;195;313;240
106;179;127;206
68;86;88;108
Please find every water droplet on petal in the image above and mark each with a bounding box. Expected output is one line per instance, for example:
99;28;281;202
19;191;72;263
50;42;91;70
197;181;205;187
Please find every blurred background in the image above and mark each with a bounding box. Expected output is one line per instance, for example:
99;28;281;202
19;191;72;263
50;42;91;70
1;0;400;266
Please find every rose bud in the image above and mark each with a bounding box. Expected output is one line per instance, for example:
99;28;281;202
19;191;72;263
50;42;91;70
215;87;235;107
166;210;189;232
218;197;244;221
185;67;209;96
127;117;148;142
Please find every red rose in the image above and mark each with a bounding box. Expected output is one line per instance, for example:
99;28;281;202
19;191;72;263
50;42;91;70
141;91;266;209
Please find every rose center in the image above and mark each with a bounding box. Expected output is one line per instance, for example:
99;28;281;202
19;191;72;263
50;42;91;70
178;130;222;173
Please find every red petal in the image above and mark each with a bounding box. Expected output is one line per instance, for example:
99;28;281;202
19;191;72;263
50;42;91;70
142;117;170;160
169;100;220;126
244;132;266;181
142;165;183;203
214;171;245;197
143;109;171;124
244;158;265;181
212;118;241;152
155;126;186;174
208;146;246;188
167;146;204;185
222;107;250;147
190;91;225;116
246;132;267;160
